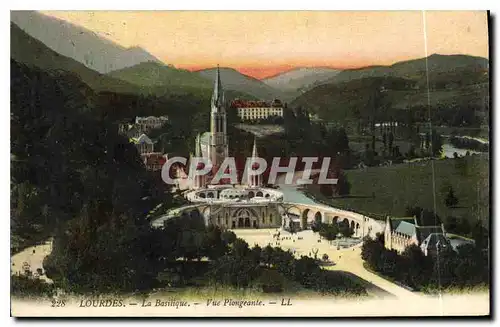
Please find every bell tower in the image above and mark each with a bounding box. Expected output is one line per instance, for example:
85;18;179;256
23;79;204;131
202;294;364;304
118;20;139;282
209;66;228;169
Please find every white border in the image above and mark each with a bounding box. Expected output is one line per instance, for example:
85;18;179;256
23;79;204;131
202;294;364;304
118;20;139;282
2;1;498;326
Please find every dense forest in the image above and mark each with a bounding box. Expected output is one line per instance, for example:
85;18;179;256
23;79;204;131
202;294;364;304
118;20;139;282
291;73;489;130
11;59;172;252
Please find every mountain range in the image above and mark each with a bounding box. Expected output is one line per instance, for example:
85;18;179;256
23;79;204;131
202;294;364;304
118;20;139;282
11;22;142;94
262;67;341;93
321;54;488;87
195;67;287;101
291;54;489;125
11;11;160;74
10;11;489;127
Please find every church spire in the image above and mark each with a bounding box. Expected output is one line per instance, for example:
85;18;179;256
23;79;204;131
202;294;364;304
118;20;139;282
211;65;224;111
252;136;258;158
195;133;202;157
247;137;262;187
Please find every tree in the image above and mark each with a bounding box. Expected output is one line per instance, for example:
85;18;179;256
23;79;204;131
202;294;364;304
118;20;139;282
455;157;469;176
317;223;339;241
337;128;350;154
208;255;260;288
221;230;237;245
425;132;431;150
444;186;459;208
338;220;354;238
457;217;471;236
407;144;417;159
401;244;432;289
250;245;262;265
262;245;275;267
334;171;351;196
257;269;284;293
378;248;399;275
431;130;443;157
471;221;489;250
444;216;459;233
388;132;394;152
231;238;250;258
361;237;385;270
204;225;229;260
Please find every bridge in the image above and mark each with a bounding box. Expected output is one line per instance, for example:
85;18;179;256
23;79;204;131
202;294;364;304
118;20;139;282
278;202;385;238
150;200;385;239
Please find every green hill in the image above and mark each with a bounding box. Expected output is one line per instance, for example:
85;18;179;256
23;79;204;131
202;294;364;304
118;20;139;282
305;155;489;226
263;67;341;93
108;61;212;90
292;54;489;127
108;62;259;101
324;54;488;86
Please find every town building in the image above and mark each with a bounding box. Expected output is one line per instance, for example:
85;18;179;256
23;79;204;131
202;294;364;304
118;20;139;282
135;116;168;132
118;118;169;171
118;115;168;138
119;124;142;139
384;214;450;255
230;99;284;121
141;152;167;171
131;133;154;155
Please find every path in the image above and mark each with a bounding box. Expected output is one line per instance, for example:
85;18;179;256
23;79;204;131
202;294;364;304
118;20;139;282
11;239;53;283
234;228;419;299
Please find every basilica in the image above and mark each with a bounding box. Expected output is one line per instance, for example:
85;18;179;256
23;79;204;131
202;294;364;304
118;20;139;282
183;67;285;229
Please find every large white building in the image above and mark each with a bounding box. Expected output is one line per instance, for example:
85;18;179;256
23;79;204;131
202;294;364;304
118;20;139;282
231;99;284;121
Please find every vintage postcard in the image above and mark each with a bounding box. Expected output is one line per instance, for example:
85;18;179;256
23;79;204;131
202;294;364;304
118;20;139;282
10;10;490;317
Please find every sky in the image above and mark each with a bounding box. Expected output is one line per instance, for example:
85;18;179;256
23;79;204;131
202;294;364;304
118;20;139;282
41;11;489;79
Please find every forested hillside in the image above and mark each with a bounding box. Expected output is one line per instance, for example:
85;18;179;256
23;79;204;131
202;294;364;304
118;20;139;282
10;59;170;253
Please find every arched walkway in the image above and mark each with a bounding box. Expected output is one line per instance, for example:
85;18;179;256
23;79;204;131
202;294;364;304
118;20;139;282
301;208;311;229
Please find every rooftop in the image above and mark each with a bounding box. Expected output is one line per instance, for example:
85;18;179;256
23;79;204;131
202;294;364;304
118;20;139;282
230;99;283;108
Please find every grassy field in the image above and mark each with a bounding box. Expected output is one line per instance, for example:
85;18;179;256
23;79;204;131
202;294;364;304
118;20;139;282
307;154;489;225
